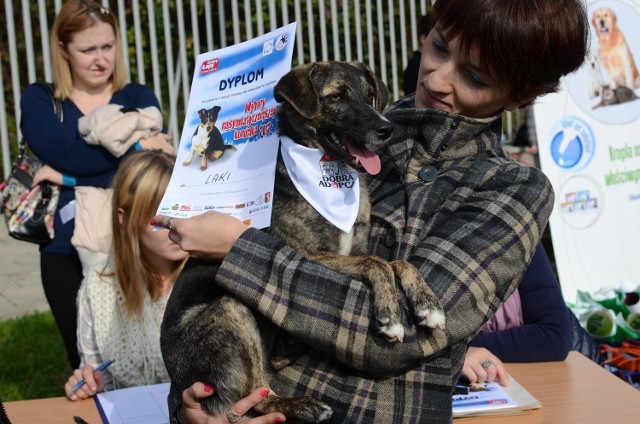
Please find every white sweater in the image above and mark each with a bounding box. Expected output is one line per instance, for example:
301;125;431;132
76;259;170;390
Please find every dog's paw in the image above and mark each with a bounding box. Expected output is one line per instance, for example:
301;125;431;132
377;317;404;343
292;397;333;423
416;307;446;330
412;292;446;330
317;405;333;422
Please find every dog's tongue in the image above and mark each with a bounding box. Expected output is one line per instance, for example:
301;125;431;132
344;141;381;175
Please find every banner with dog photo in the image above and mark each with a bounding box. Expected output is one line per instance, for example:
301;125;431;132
534;0;640;302
157;23;297;229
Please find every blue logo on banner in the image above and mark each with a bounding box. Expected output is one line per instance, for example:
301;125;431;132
549;116;595;172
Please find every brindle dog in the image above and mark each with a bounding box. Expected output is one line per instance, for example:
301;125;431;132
161;62;445;423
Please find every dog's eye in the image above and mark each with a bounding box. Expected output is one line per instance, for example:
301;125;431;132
329;93;343;101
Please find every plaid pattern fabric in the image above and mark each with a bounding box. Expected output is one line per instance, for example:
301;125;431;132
214;98;554;423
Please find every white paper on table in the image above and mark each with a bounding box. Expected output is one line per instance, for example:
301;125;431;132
94;382;170;424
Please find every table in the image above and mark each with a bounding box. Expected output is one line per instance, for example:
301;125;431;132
4;395;101;423
460;351;639;423
4;352;639;423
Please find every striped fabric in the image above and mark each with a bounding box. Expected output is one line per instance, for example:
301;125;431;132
214;96;554;423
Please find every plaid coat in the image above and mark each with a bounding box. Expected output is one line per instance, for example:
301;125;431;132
213;98;554;423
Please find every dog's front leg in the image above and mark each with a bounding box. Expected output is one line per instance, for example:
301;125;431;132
391;261;446;330
311;253;405;342
200;153;208;170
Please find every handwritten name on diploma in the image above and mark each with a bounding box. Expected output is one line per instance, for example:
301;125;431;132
205;171;232;184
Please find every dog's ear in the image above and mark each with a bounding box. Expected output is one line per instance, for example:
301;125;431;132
274;64;320;119
349;62;390;113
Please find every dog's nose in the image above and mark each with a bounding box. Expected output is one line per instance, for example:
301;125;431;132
376;121;394;140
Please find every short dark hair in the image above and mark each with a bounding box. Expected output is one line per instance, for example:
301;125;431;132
432;0;589;105
417;14;434;38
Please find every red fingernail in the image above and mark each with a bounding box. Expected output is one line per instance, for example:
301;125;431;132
260;388;269;397
149;219;157;226
204;384;213;393
275;417;285;423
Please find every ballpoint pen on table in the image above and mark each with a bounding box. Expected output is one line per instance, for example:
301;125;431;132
453;384;470;395
70;359;115;394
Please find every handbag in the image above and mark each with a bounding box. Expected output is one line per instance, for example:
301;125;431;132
0;82;62;244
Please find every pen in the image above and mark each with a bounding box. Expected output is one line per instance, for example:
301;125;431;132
70;359;114;394
453;384;469;395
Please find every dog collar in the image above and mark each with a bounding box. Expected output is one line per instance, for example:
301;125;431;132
280;136;360;233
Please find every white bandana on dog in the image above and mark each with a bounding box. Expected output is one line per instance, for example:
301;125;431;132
280;136;360;233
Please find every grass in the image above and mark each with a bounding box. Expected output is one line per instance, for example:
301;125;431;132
0;311;71;401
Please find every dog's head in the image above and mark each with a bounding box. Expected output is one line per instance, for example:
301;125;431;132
586;51;600;70
207;106;221;124
197;108;209;124
592;8;617;41
274;61;392;175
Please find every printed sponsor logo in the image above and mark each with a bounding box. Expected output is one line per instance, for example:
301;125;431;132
201;58;219;74
319;154;356;188
275;34;289;51
263;40;274;56
548;116;595;172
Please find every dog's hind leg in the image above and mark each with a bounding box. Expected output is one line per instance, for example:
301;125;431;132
391;261;445;330
164;293;332;423
253;394;333;423
199;298;332;422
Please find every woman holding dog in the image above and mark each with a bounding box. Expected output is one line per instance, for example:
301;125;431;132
20;0;173;369
154;0;589;422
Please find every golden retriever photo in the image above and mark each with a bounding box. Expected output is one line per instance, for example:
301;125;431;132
592;7;640;90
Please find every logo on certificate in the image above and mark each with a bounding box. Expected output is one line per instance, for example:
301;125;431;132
263;40;274;55
276;34;289;51
201;58;219;74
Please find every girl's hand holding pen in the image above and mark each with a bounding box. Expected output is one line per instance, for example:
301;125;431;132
65;359;113;400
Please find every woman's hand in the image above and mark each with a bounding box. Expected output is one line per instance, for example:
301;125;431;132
32;164;62;187
150;212;249;261
178;383;285;424
140;132;175;155
460;347;509;386
64;364;106;400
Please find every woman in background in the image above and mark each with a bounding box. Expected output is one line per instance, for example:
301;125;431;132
65;150;185;398
21;0;172;368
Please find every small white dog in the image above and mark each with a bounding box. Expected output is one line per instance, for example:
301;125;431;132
585;51;604;99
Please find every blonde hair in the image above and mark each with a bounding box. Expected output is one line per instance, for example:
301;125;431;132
110;150;182;315
51;0;127;99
